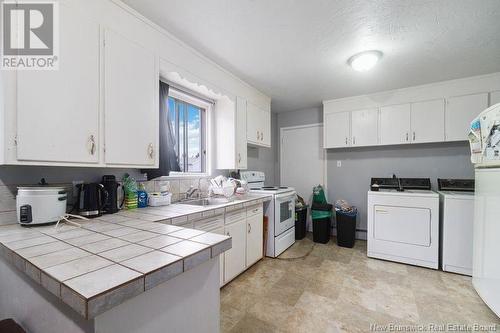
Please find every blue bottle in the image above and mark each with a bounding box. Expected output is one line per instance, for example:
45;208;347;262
137;190;148;208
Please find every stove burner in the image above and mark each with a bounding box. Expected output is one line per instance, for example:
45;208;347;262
256;186;291;191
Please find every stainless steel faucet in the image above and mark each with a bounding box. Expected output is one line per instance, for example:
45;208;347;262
186;186;200;199
393;174;404;192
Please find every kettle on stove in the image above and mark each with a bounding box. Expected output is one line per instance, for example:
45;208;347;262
75;183;108;217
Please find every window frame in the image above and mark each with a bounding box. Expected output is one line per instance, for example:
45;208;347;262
167;87;212;176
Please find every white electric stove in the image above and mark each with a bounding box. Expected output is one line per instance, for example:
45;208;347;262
240;171;296;257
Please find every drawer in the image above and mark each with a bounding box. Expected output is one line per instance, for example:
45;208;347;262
225;208;246;225
194;214;224;231
246;204;263;217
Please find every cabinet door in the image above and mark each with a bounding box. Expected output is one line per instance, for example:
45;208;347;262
104;29;158;166
212;226;225;287
446;93;488;142
246;212;263;266
411;99;445;143
490;91;500;106
236;97;247;169
260;109;271;147
17;5;100;163
351;108;378;147
324;112;350;148
224;218;246;282
379;104;411;145
246;102;260;145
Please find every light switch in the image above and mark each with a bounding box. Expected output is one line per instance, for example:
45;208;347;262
337;161;342;167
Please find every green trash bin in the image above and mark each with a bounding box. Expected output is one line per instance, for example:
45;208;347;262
311;185;332;244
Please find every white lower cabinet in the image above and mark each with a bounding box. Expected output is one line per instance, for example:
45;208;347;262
224;217;247;283
214;204;264;286
246;207;264;266
212;226;225;287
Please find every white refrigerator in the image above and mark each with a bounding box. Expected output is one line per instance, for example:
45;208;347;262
469;103;500;318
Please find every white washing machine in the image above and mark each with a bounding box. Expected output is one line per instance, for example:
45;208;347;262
367;177;439;269
438;179;475;276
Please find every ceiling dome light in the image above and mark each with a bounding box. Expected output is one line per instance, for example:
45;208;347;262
348;50;383;72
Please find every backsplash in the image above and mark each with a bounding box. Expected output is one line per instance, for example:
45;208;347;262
0;165;220;226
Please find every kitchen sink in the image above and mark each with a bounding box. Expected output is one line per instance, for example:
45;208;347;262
179;198;229;206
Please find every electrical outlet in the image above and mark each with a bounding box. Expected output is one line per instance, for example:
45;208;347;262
337;160;342;167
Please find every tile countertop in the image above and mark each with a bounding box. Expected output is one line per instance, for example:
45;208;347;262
0;194;271;319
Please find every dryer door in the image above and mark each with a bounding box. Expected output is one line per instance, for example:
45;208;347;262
373;205;431;247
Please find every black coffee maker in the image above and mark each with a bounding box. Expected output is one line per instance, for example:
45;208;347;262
101;175;124;214
75;183;108;218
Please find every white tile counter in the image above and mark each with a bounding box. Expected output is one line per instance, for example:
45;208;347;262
0;194;271;320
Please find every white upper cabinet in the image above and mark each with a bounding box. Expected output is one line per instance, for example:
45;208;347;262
215;97;248;170
261;109;271;147
445;93;488;142
16;5;100;163
247;102;271;147
236;97;248;169
380;104;411;145
324;111;350;148
411;99;445;144
491;91;500;106
104;29;158;166
351;108;378;147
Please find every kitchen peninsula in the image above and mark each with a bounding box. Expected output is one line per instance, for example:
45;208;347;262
0;195;270;333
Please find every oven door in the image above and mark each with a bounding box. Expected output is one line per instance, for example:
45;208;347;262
274;192;296;236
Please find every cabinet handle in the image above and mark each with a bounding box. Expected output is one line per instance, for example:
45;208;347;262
148;143;154;159
257;130;260;140
260;132;264;141
248;223;251;234
88;135;96;155
353;136;356;145
413;132;416;141
406;133;409;142
238;153;241;163
345;137;348;145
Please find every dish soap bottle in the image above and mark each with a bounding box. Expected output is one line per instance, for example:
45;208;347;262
137;183;148;208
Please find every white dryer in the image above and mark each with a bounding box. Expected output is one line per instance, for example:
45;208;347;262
367;177;439;269
438;179;475;276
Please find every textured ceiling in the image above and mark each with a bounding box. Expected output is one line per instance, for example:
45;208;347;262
122;0;500;112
